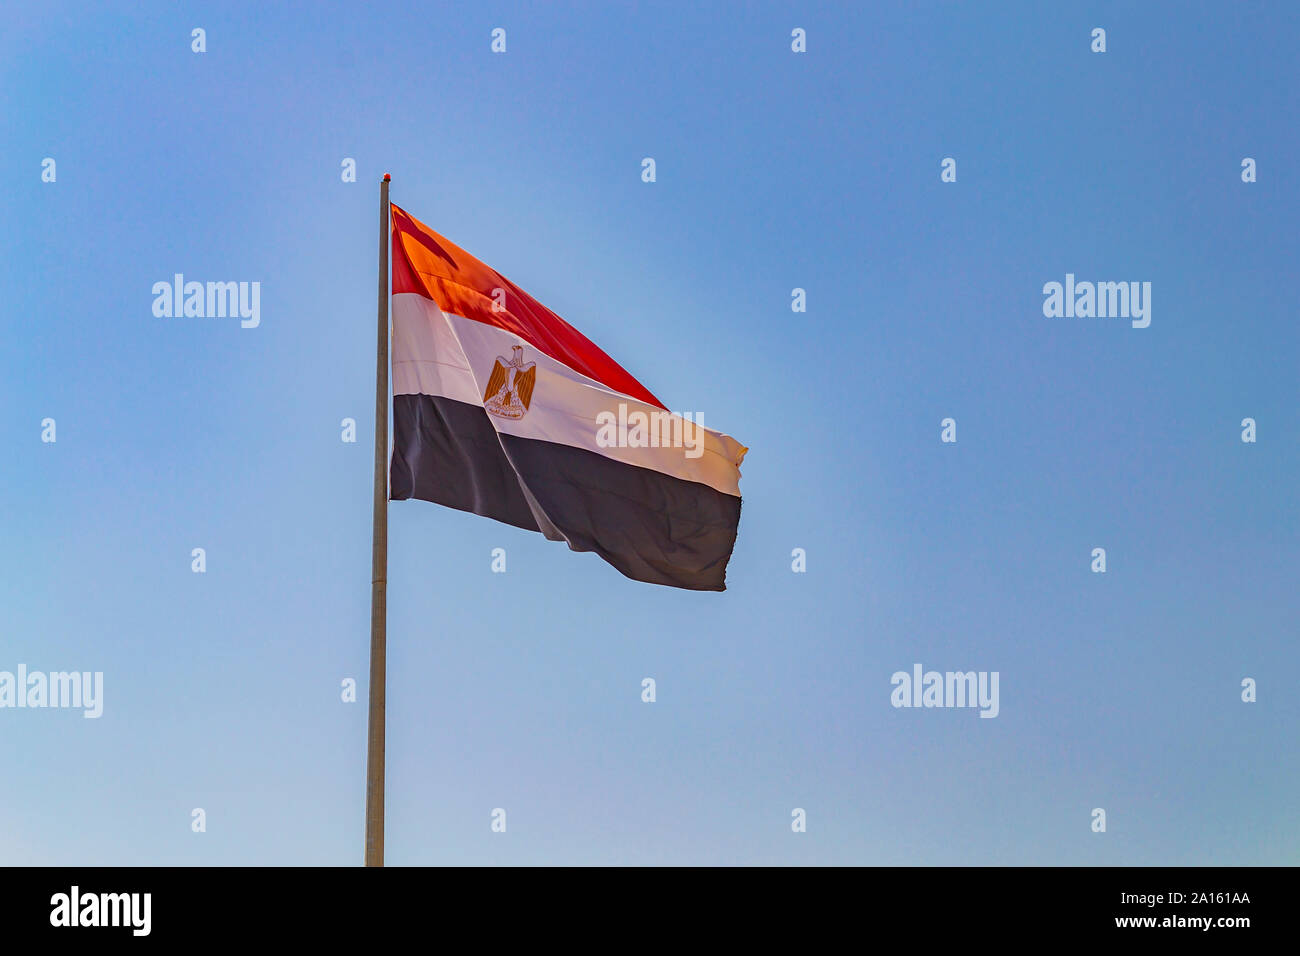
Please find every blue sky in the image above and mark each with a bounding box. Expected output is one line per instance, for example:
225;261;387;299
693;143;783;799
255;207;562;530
1;0;1296;865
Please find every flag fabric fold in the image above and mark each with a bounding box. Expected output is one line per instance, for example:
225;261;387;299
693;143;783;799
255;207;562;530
387;203;747;590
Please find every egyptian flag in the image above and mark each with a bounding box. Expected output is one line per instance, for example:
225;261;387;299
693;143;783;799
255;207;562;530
388;203;748;591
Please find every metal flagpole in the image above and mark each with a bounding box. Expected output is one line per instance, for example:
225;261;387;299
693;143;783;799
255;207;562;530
364;173;391;866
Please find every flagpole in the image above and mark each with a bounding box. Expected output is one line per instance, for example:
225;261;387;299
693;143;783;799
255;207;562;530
364;173;391;867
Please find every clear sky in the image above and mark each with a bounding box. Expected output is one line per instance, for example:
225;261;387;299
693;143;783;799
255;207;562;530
2;1;1296;865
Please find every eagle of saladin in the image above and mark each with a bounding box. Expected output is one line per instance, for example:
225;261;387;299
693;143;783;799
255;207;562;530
482;345;537;420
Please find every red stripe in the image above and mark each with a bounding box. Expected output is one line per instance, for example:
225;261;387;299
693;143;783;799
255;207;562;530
391;203;664;409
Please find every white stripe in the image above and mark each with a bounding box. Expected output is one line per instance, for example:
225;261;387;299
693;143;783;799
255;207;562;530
392;293;480;404
390;292;746;496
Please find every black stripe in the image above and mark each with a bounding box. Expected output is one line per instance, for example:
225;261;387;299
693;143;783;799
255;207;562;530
390;393;741;591
391;393;540;533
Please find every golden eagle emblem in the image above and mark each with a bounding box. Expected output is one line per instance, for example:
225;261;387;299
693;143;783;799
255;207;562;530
482;345;537;420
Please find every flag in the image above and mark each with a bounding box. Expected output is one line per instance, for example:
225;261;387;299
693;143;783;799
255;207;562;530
388;203;747;590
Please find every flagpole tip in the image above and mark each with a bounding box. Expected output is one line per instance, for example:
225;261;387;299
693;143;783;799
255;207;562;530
383;173;391;182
